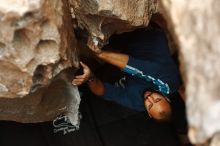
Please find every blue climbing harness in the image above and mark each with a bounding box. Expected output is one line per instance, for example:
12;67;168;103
123;65;170;95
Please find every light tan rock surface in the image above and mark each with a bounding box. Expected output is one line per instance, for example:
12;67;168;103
159;0;220;145
0;0;80;124
69;0;157;41
0;0;77;98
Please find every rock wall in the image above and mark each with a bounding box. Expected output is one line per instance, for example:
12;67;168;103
0;0;77;98
69;0;157;41
0;0;80;124
159;1;220;145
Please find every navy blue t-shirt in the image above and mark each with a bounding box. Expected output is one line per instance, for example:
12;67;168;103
101;27;181;111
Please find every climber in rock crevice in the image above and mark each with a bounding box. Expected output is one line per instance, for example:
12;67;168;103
72;23;185;124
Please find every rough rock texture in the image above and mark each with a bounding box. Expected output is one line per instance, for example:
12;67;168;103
0;0;78;98
69;0;158;42
0;0;80;124
159;0;220;145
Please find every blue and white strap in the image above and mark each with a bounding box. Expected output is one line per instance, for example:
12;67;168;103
123;65;170;95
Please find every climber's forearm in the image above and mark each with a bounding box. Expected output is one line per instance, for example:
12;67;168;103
87;37;128;69
96;51;129;70
87;77;105;97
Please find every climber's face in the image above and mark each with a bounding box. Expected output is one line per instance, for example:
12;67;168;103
144;91;171;121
